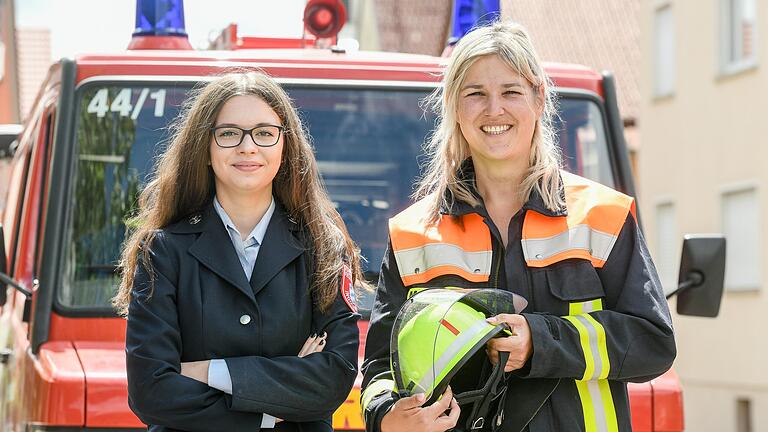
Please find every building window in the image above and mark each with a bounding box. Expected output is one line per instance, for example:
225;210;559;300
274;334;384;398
721;187;761;291
655;202;678;294
737;397;753;432
720;0;758;74
653;4;675;97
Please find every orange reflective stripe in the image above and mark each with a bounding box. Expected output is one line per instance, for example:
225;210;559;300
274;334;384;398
389;199;492;286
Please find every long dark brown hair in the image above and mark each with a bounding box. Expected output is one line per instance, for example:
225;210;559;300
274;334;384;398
114;70;364;316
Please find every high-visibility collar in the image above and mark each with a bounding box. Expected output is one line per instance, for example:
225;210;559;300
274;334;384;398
389;170;635;286
389;199;494;286
522;172;635;268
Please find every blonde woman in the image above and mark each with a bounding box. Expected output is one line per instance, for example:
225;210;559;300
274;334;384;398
115;71;363;432
361;21;675;432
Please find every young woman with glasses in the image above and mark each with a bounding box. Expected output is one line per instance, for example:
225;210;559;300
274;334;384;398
114;71;364;432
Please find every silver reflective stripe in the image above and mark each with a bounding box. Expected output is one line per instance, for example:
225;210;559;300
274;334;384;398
582;299;600;313
394;243;492;277
588;380;609;432
573;315;603;379
416;319;491;394
522;224;616;262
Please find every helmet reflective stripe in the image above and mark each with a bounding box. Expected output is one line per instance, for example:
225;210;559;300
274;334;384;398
414;318;496;395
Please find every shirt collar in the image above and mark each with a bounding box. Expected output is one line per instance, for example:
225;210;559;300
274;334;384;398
213;196;276;245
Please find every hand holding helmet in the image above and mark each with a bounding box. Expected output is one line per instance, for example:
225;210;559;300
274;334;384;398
380;385;460;432
485;314;533;372
387;288;528;431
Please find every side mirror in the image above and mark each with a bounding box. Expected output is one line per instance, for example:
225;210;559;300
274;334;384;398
667;234;726;318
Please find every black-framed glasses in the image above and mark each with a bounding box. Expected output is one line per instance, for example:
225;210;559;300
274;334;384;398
210;125;285;148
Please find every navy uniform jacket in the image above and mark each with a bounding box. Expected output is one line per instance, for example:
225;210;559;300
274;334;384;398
126;201;360;432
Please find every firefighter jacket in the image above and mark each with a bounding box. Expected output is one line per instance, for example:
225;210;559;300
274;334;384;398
361;169;676;432
126;200;359;432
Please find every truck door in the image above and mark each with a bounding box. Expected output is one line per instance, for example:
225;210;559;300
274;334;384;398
0;116;36;430
0;101;56;431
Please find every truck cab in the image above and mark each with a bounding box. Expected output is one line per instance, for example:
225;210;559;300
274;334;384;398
0;1;724;431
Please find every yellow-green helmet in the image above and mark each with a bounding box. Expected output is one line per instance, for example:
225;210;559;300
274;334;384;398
390;288;525;405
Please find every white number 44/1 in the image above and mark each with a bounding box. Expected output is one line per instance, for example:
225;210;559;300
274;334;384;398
86;88;166;119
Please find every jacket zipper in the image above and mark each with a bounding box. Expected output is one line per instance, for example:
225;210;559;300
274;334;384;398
492;238;502;289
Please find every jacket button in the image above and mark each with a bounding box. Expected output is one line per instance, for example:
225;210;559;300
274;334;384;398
239;314;251;325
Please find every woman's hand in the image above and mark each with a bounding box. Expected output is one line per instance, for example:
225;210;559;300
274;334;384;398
485;314;533;372
180;360;210;383
380;386;460;432
298;332;327;357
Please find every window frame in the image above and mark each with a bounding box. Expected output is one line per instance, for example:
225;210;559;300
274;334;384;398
720;182;762;292
654;198;678;295
719;0;759;76
653;1;675;98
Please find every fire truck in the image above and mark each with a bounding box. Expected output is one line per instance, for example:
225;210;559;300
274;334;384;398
0;0;725;430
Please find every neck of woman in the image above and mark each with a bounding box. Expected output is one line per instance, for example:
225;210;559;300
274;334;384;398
473;158;528;211
216;187;273;239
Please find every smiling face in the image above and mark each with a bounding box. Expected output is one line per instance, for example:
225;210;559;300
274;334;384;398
209;95;283;201
457;55;542;168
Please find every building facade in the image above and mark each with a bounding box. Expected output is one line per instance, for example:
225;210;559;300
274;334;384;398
0;0;20;124
641;1;766;431
15;27;51;120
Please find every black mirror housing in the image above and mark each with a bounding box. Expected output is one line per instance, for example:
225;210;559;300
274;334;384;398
675;234;726;318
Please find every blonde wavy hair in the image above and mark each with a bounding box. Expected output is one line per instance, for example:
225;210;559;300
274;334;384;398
416;20;564;219
113;71;364;316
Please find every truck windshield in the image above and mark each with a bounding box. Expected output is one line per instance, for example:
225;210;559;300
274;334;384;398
60;83;613;312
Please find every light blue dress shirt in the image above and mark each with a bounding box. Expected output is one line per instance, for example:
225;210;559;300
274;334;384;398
208;196;276;428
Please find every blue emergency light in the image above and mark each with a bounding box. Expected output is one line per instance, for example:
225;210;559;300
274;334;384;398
129;0;192;49
133;0;188;37
451;0;500;40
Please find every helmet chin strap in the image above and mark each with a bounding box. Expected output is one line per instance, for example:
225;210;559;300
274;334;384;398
455;351;510;431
